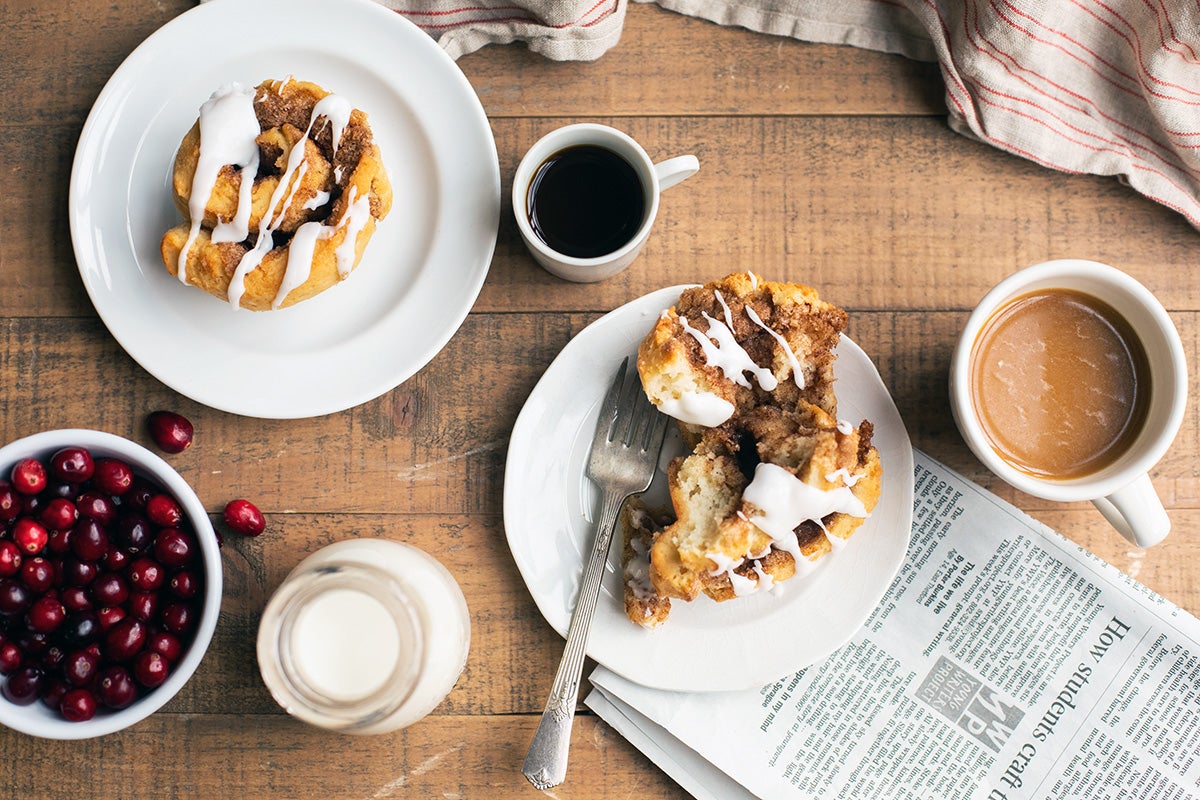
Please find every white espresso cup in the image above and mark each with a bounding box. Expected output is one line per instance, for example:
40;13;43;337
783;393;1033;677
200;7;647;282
950;259;1187;548
512;123;699;282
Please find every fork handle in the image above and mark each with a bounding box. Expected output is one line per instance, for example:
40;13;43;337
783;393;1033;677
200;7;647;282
522;487;628;790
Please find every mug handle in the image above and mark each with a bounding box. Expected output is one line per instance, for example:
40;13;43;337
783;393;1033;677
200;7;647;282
654;155;700;191
1091;473;1171;548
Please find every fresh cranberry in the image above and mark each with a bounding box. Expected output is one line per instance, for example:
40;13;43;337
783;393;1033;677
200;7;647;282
125;480;156;510
147;631;183;663
60;587;92;613
26;596;65;634
102;547;129;572
44;479;78;500
58;611;100;649
147;411;194;454
70;518;109;562
95;606;126;632
16;631;49;658
61;559;97;587
168;570;200;600
40;644;66;670
39;676;69;710
0;579;32;615
97;666;137;709
0;541;22;577
39;497;78;532
19;557;55;593
104;618;147;662
116;513;153;553
47;527;72;556
0;481;21;521
153;529;193;568
133;650;169;689
223;499;265;537
126;591;158;622
128;558;165;592
0;641;22;673
160;603;194;635
92;458;134;497
76;491;117;527
2;666;43;705
9;458;47;496
145;495;183;528
19;493;41;517
12;518;48;556
62;648;100;686
90;573;129;607
59;688;97;722
49;448;94;484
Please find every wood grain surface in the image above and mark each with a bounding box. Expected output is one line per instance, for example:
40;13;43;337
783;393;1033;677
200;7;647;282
0;1;1196;798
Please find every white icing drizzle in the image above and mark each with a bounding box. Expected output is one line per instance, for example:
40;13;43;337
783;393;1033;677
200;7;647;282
746;272;758;289
837;419;854;435
751;561;775;591
303;190;331;211
657;390;735;427
331;185;373;278
178;84;260;280
825;467;862;487
220;86;358;309
743;461;868;545
679;310;777;391
745;305;805;389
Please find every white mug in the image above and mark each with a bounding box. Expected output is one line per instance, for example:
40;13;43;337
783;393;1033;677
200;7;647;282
512;123;699;282
950;259;1188;548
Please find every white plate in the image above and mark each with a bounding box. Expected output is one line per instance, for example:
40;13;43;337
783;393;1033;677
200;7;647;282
504;286;914;691
68;0;500;418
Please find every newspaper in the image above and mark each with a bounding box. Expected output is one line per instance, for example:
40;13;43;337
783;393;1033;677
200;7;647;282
585;450;1200;800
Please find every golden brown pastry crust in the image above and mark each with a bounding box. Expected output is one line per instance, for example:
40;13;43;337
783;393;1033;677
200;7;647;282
622;273;883;626
161;78;393;311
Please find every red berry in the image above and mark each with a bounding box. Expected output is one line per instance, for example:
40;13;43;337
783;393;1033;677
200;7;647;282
0;641;22;673
62;648;100;686
128;558;165;592
103;547;129;572
47;527;72;556
223;499;265;537
168;570;200;600
92;458;134;496
126;590;158;622
49;447;94;484
12;518;48;556
40;497;78;532
27;596;66;634
3;666;43;704
61;559;98;587
60;587;92;613
95;606;127;632
147;631;183;663
39;676;69;710
133;650;169;689
19;557;54;593
147;411;194;454
90;573;129;608
145;495;182;528
10;458;47;496
59;688;97;722
116;512;153;553
104;618;147;662
71;518;109;562
153;529;193;568
76;491;117;527
0;578;32;615
0;541;22;577
97;666;137;709
160;603;194;635
0;481;22;521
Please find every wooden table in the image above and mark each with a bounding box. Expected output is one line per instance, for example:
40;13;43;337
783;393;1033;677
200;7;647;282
3;1;1197;797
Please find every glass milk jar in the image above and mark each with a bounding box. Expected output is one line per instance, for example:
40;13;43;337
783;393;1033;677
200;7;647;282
257;538;470;734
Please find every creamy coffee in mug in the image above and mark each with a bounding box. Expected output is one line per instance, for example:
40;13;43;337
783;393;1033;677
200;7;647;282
969;287;1151;479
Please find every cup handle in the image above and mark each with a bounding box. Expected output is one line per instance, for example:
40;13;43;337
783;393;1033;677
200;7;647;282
654;155;700;191
1091;473;1171;548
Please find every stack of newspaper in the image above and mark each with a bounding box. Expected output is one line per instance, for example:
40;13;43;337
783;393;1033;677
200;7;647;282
586;451;1200;799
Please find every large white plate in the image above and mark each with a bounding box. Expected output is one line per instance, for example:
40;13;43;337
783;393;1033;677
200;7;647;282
69;0;500;418
504;286;915;691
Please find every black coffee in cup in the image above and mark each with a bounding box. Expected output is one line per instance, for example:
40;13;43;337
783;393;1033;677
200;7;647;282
525;145;646;259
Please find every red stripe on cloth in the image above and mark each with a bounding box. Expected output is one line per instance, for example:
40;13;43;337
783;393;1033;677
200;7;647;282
965;2;1200;167
1144;0;1200;65
919;0;979;127
397;4;526;15
1078;0;1200;102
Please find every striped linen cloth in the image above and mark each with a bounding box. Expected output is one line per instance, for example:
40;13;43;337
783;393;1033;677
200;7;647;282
378;0;1200;230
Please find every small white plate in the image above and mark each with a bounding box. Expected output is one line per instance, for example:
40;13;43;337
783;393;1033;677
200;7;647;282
504;286;914;691
69;0;500;418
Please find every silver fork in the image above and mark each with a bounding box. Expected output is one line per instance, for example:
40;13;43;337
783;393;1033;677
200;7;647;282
521;356;669;790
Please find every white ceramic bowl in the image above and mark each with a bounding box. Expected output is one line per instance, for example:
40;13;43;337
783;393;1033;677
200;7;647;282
0;429;221;739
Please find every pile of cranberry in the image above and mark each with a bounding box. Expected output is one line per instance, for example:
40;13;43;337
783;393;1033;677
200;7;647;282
0;445;206;722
